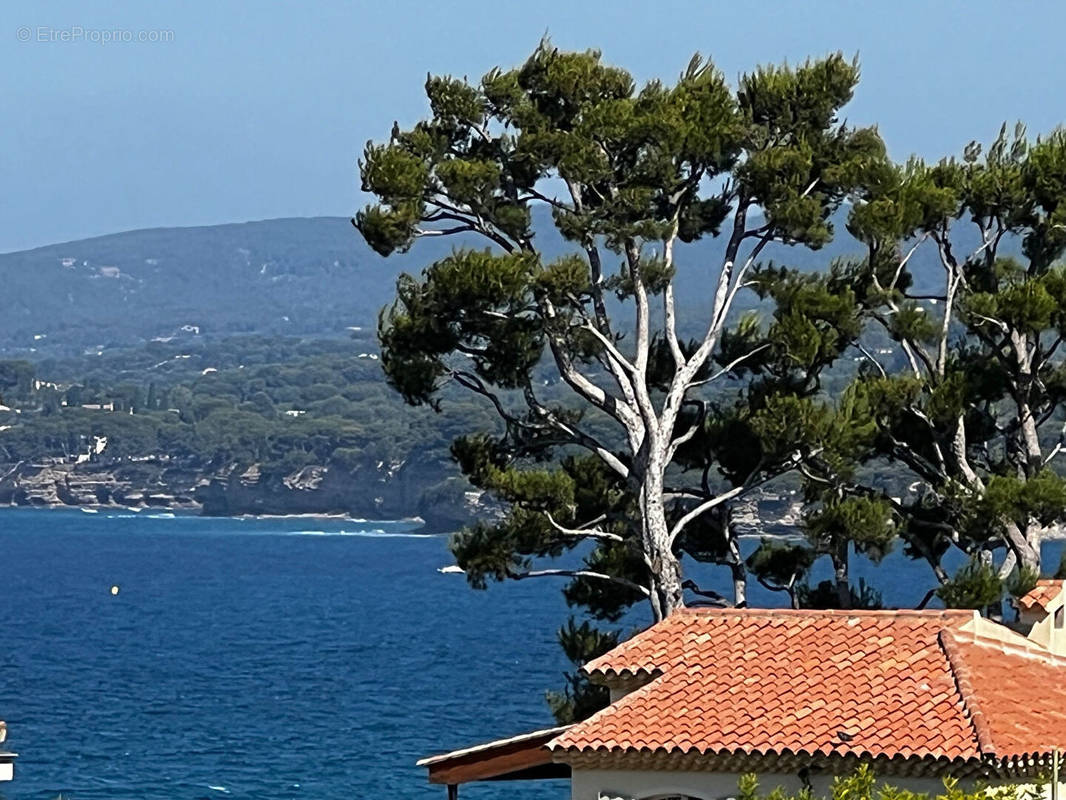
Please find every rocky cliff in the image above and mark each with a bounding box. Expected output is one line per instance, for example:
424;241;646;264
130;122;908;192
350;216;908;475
193;458;487;529
0;460;201;509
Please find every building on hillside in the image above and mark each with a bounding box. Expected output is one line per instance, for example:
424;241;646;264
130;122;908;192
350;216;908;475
419;582;1066;800
80;402;115;412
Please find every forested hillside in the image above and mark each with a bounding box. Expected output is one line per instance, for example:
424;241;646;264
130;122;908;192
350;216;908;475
0;335;508;522
0;217;418;351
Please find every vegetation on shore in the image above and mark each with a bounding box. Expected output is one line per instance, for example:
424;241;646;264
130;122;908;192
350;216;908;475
0;335;496;517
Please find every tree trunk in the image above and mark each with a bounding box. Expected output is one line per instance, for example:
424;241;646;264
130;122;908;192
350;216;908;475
1026;521;1043;573
650;553;684;622
1018;400;1043;476
1011;331;1043;477
725;520;747;608
730;561;747;608
832;538;851;609
1004;519;1041;574
997;550;1017;581
642;464;684;621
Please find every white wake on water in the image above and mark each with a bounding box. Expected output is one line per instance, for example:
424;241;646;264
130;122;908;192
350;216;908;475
286;529;436;538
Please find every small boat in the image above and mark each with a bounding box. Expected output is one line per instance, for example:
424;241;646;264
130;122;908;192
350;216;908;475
437;565;464;574
80;507;99;514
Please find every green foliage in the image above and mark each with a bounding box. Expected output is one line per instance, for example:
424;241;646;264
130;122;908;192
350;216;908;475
797;577;884;610
936;558;1003;610
0;360;35;400
747;539;816;585
746;538;816;605
545;618;620;724
981;471;1066;531
806;495;896;563
739;765;1022;800
379;249;544;403
738;55;876;248
1005;566;1040;600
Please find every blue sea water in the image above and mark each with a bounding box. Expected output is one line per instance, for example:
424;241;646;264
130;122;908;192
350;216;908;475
1;509;1063;800
0;510;572;800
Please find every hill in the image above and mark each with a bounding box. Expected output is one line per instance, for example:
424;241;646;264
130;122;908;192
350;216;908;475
0;217;450;354
0;207;951;356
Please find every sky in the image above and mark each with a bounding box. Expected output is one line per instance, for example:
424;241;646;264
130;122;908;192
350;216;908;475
3;0;1065;253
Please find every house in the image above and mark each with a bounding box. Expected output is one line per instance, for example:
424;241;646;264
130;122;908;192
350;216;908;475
1016;579;1066;653
420;583;1066;800
0;720;14;782
80;402;115;412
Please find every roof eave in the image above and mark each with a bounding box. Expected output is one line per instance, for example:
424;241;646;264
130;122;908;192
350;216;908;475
418;726;572;785
551;747;1020;780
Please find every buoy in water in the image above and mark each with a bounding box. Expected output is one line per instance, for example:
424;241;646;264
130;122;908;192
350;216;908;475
110;585;120;596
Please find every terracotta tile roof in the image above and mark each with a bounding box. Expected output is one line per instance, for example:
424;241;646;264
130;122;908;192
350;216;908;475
1017;579;1065;612
942;634;1066;756
549;608;1066;767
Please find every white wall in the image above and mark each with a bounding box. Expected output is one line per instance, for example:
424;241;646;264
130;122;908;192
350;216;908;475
1024;607;1066;655
570;768;1061;800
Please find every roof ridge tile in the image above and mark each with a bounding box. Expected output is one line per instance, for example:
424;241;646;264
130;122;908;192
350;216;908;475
1017;579;1065;611
677;607;974;621
938;630;997;757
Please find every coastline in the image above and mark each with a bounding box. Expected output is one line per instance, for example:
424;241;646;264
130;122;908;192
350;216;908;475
0;502;426;524
0;458;475;530
7;501;1066;542
0;503;458;534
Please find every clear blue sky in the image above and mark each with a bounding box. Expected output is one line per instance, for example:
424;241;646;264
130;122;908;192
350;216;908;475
3;0;1064;253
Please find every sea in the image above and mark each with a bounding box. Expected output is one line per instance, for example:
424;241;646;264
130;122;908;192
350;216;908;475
1;508;1063;800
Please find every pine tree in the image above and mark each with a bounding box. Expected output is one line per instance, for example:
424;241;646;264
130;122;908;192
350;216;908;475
355;42;1066;721
799;124;1066;600
355;42;883;720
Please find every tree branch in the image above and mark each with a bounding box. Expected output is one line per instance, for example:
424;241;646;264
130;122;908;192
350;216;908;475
666;450;809;546
521;382;632;480
540;300;641;434
687;344;771;390
662;225;685;371
853;341;888;378
508;568;650;596
623;240;660;434
578;322;639;377
680;579;730;607
660;180;819;449
665;399;707;465
545;512;625;543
